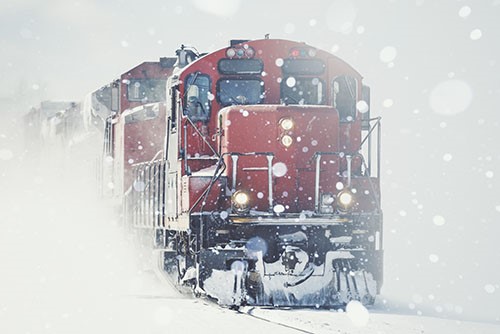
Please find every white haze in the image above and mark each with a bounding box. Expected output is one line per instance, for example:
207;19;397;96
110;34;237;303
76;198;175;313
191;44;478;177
1;0;499;330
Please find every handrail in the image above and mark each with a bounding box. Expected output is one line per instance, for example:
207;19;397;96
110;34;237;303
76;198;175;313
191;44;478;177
310;151;381;213
188;151;275;214
150;150;163;164
359;117;382;180
185;117;220;158
189;154;226;215
125;152;164;197
311;152;342;212
356;153;381;211
358;117;381;152
227;152;274;212
182;116;221;176
127;159;166;229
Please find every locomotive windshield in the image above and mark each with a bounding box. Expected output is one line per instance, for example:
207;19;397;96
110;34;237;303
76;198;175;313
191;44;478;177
217;79;264;106
281;77;324;105
184;73;211;122
282;59;325;75
127;79;166;103
218;59;263;75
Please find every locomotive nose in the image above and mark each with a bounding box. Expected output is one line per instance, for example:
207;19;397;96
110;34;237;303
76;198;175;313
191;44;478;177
219;104;341;214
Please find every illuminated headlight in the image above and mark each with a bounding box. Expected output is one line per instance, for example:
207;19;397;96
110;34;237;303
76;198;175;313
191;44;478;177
320;193;335;214
337;188;355;211
231;190;250;213
281;135;293;147
279;118;294;131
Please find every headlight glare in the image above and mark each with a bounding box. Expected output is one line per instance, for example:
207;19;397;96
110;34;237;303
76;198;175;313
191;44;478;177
232;190;250;213
337;188;355;212
339;192;353;206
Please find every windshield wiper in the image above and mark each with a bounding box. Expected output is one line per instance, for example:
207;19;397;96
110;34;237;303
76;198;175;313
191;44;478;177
219;86;243;105
344;76;356;99
282;94;299;105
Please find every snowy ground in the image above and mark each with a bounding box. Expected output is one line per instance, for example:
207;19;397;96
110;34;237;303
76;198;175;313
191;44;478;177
0;140;497;334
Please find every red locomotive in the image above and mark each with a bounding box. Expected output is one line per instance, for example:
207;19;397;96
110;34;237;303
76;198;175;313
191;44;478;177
120;38;383;307
88;58;176;196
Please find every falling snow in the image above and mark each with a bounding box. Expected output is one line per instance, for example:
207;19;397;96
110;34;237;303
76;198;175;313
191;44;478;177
379;46;397;63
346;301;370;327
429;80;473;115
433;215;446;226
459;6;472;18
383;99;394;108
443;153;453;162
273;204;285;214
133;181;145;192
356;100;369;113
272;162;288;177
429;254;440;263
484;284;496;294
470;29;482;40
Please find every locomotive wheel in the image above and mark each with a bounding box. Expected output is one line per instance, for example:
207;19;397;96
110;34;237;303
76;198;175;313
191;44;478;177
246;270;265;304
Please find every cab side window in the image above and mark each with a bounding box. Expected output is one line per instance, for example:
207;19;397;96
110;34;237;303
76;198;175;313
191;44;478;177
332;75;357;122
127;79;166;103
184;73;211;122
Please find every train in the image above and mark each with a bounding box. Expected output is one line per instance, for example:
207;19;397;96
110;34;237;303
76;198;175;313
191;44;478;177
26;37;383;308
24;101;81;151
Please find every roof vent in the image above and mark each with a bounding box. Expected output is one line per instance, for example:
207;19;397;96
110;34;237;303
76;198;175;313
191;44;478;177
175;45;200;68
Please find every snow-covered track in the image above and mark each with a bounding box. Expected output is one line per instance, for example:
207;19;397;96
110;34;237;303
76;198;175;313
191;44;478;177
236;306;315;334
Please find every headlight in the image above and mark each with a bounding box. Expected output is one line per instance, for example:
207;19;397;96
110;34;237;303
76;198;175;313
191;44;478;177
226;48;236;58
279;118;294;131
337;188;355;211
232;190;250;214
281;135;293;147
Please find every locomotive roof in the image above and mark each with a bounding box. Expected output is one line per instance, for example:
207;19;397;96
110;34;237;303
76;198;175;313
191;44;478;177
120;59;175;77
178;38;361;78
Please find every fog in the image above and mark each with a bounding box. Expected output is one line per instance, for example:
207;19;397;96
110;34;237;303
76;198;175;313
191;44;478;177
1;0;499;330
